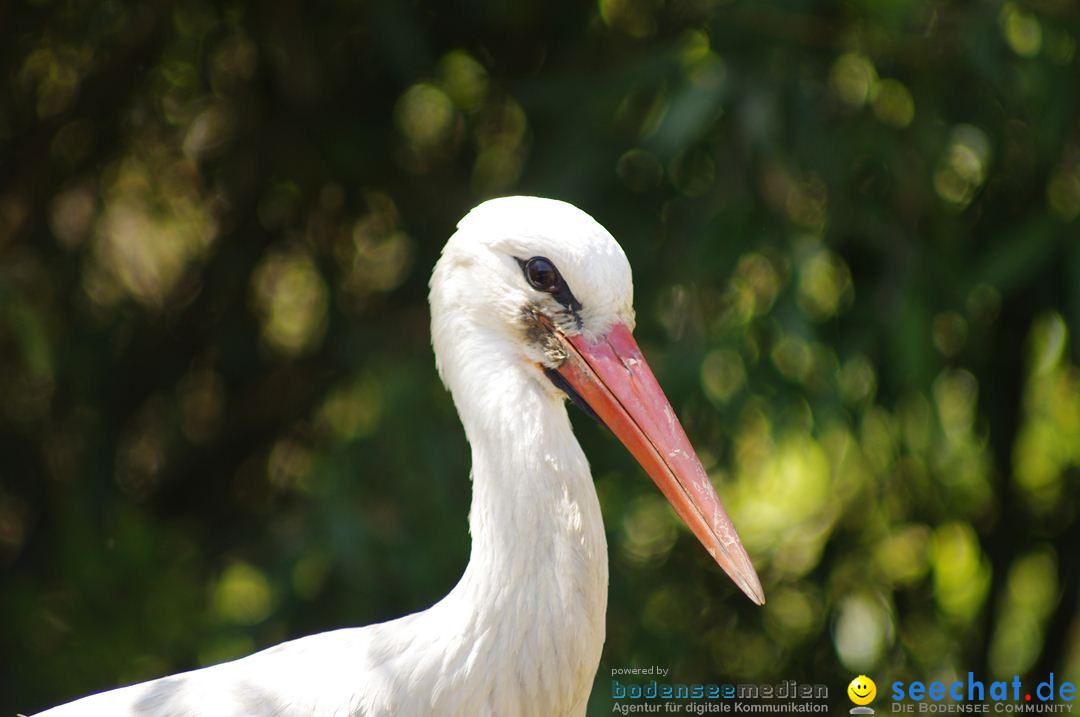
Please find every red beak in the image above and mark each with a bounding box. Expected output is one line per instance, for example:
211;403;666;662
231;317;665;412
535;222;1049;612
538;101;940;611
554;322;764;605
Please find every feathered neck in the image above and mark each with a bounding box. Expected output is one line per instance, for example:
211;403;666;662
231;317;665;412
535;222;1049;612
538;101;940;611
421;322;609;715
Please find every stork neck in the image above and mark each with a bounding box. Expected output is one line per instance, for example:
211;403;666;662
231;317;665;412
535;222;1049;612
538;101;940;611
431;358;608;710
458;362;601;571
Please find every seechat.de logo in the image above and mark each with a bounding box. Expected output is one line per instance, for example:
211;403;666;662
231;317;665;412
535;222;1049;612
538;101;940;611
849;675;878;714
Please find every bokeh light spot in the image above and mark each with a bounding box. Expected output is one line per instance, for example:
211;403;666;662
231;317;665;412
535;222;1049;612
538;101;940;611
599;0;661;38
268;438;314;493
797;249;853;321
395;83;455;154
934;125;992;209
830;53;878;108
931;522;991;621
183;104;235;160
87;152;216;309
764;585;820;645
49;181;96;249
838;355;877;405
214;562;273;625
772;333;812;383
732;252;782;320
318;374;383;442
250;249;329;356
933;369;978;440
335;193;414;311
833;593;893;670
19;45;91;118
437;51;489;112
472;97;529;193
701;349;746;404
729;428;832;572
872;79;915;128
620;495;678;569
932;312;969;357
1000;3;1043;57
874;524;930;585
989;548;1058;676
1012;313;1079;512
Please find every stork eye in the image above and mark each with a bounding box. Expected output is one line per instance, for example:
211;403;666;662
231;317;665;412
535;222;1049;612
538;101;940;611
515;254;583;324
523;256;561;293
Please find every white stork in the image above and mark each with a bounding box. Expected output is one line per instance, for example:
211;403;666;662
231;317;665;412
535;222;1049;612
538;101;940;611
32;196;763;717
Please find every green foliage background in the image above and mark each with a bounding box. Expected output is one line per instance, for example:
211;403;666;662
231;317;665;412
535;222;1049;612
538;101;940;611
2;0;1079;713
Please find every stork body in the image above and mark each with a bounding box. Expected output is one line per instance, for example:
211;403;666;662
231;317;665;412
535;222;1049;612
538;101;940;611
33;197;760;717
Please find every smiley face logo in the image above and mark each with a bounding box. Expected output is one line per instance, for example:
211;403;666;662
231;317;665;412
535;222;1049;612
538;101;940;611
848;675;877;706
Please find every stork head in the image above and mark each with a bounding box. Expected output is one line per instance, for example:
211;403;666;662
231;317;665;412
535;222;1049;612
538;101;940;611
430;196;764;605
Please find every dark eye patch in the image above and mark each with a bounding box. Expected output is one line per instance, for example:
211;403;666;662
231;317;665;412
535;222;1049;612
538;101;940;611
516;255;582;316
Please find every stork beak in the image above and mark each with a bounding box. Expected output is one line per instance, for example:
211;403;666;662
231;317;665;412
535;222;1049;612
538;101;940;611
553;322;765;606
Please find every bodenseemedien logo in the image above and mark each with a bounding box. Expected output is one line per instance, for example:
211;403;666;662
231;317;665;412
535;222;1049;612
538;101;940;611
609;670;829;713
849;675;877;714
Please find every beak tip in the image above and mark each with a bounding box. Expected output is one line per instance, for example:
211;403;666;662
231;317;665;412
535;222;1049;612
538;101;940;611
720;543;765;606
735;570;766;606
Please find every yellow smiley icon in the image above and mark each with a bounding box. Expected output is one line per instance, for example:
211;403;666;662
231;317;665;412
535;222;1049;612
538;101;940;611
848;675;876;705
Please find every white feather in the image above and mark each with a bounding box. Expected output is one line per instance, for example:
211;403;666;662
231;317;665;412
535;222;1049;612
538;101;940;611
32;196;636;717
